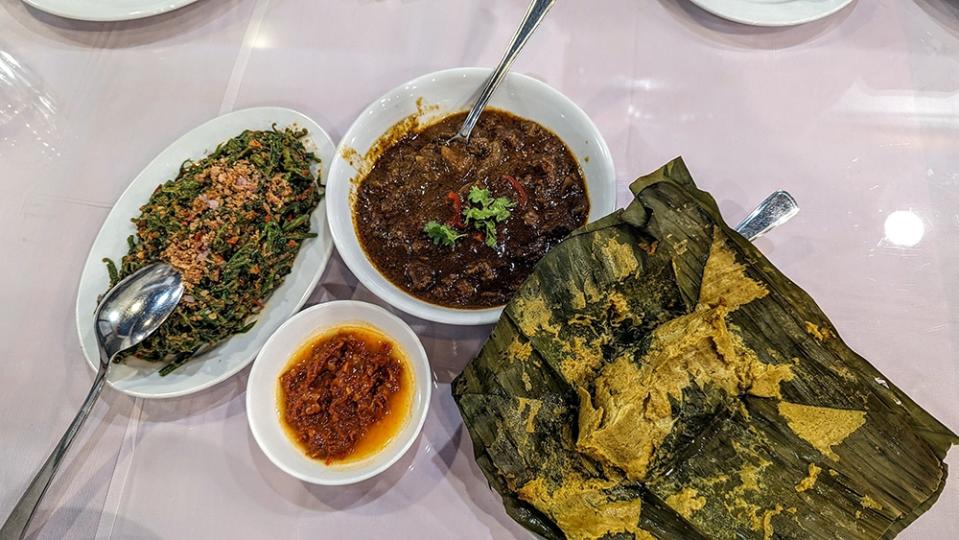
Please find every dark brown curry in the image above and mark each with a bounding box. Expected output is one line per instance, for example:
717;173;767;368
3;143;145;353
355;109;590;308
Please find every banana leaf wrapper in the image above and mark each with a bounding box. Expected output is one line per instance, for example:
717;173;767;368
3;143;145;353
452;158;957;540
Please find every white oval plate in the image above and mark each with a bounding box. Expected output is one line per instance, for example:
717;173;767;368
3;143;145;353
688;0;854;27
247;301;431;485
75;107;335;399
327;67;616;326
22;0;200;21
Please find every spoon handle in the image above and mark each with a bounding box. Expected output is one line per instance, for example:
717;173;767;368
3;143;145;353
454;0;556;140
735;191;799;242
0;366;108;539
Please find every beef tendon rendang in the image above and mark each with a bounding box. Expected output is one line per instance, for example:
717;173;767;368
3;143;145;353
355;109;590;308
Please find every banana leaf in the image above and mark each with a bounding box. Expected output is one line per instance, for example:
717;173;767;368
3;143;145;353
452;158;957;540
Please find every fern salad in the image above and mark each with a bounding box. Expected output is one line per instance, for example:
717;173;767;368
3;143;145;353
102;126;322;375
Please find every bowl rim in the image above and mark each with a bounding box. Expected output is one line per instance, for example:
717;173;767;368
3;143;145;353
245;300;431;485
326;66;617;326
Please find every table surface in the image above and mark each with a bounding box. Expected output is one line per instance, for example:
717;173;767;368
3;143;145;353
1;0;957;538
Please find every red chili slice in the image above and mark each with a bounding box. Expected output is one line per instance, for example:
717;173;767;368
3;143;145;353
447;191;464;228
503;175;528;207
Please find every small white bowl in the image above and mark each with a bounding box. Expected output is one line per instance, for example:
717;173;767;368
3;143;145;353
326;67;617;326
246;301;431;485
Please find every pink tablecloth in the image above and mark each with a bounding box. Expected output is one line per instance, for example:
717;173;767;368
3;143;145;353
1;0;957;538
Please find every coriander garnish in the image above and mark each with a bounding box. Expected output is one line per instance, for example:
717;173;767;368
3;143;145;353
424;220;465;247
423;186;515;248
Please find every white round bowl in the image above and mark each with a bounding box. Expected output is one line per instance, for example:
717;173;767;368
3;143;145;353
326;67;616;325
246;301;431;485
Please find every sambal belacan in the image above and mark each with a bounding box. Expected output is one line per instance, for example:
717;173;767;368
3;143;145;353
278;326;412;463
355;109;590;308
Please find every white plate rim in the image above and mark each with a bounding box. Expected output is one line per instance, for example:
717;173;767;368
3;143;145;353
75;106;335;399
326;67;617;326
687;0;855;27
22;0;200;22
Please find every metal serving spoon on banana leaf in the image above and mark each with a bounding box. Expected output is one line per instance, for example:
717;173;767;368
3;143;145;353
1;263;183;540
735;191;799;241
